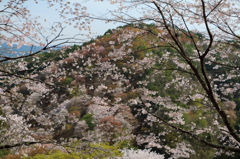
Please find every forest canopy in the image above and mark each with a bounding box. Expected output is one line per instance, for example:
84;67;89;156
1;0;240;158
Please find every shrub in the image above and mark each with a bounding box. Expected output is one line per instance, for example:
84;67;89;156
81;114;95;130
27;142;122;159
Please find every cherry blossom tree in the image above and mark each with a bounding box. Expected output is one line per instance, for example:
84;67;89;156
1;0;240;158
120;148;165;159
63;0;240;157
0;0;90;151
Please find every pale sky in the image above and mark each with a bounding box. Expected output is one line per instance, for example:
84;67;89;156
24;0;122;38
1;0;204;46
1;0;124;45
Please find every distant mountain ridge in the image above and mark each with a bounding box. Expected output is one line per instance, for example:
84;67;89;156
0;42;43;58
0;43;63;58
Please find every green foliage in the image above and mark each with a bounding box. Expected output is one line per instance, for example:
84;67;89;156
104;29;113;35
0;117;9;135
69;88;84;98
26;151;80;159
2;146;51;159
26;50;65;67
83;142;122;158
65;44;80;53
81;39;95;48
0;149;10;158
164;131;181;147
234;98;240;110
81;114;95;130
0;107;4;116
54;124;75;139
185;140;216;159
69;106;81;112
38;50;65;61
127;91;139;99
65;77;73;85
183;110;209;128
135;51;145;59
116;140;137;150
27;142;122;159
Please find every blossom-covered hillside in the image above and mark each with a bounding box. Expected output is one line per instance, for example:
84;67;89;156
1;23;240;158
